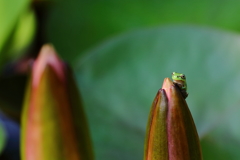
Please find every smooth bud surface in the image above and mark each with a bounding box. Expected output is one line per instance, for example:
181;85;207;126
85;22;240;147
21;44;94;160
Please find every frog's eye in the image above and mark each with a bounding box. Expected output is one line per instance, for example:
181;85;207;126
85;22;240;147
181;75;186;79
172;72;175;75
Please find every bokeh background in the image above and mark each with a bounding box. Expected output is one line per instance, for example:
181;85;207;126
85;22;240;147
1;0;240;159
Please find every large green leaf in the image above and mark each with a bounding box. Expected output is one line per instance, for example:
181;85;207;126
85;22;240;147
46;0;240;63
74;26;240;160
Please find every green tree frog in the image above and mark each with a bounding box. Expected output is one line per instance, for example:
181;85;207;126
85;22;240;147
171;72;188;99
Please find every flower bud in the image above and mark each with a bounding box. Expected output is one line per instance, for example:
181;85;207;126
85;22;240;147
21;44;94;160
144;78;202;160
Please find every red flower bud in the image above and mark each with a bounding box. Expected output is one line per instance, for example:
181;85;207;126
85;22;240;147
21;44;94;160
144;78;202;160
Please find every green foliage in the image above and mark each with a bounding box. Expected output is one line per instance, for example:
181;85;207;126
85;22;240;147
0;0;35;67
74;26;240;160
46;0;240;63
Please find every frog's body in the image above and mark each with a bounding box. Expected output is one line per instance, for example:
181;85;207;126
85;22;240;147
172;72;188;99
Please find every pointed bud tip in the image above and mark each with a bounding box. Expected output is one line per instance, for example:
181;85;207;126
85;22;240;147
32;44;65;86
161;78;174;100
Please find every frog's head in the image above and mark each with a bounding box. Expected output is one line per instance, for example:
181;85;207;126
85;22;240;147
172;72;186;81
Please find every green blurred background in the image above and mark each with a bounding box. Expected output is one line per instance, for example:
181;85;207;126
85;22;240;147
1;0;240;159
